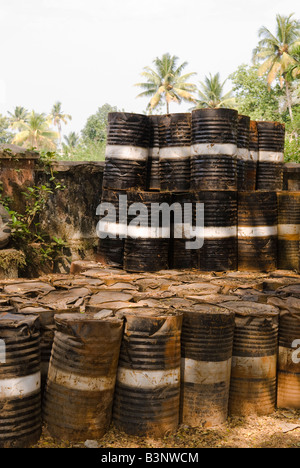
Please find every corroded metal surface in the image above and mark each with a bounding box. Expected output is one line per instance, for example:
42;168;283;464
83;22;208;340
113;309;182;437
277;192;300;271
0;313;41;448
238;192;278;272
180;304;235;428
193;191;238;272
158;113;191;192
225;302;279;416
43;313;124;442
237;114;250;192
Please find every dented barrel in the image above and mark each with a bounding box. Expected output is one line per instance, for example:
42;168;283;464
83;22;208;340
277;192;300;271
194;191;238;272
256;121;285;191
191;108;238;191
268;297;300;409
147;115;160;191
225;302;279;416
43;313;124;442
158;113;191;192
124;192;171;272
171;193;197;270
103;112;150;191
0;313;41;448
180;304;235;428
113;309;182;437
237;115;250;191
97;189;128;267
238;192;278;271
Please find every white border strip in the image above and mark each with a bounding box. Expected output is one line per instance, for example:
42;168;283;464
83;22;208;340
48;366;116;392
249;150;258;162
182;358;232;385
238;226;278;238
204;226;237;239
191;143;237;156
278;224;300;239
237;148;250;161
0;372;41;398
117;367;180;389
105;145;149;161
160;146;191;160
259;151;284;163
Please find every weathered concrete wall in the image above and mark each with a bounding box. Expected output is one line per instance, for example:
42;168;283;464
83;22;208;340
36;161;104;267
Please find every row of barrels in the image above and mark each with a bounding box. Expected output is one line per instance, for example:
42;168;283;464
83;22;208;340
98;190;300;273
102;110;285;193
1;300;299;447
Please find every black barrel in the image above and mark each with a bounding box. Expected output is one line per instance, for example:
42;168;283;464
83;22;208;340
158;113;191;192
180;304;235;428
113;309;182;437
224;302;279;416
171;193;198;270
246;120;259;191
43;313;124;442
237;115;250;191
103;112;150;191
277;192;300;271
97;189;128;267
268;297;300;409
191;108;238;191
256;121;285;191
238;192;278;271
146;115;160;191
194;191;238;272
124;192;171;272
0;313;41;448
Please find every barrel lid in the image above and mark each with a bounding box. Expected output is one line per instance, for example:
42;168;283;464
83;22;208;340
180;303;235;316
54;312;123;324
116;308;182;319
0;312;39;328
221;301;279;317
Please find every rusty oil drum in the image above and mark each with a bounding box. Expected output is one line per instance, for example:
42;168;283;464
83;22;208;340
0;313;41;448
158;113;191;192
224;301;279;416
256;121;285;191
180;304;235;427
190;108;238;191
246;120;259;191
193;191;238;272
277;192;300;271
113;309;182;437
124;191;171;272
237;114;250;191
238;192;278;272
146;115;160;191
97;188;128;268
43;313;124;442
268;297;300;409
171;193;197;270
102;112;150;191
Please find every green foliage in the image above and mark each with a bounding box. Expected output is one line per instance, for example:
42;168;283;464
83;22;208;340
284;137;300;162
194;73;236;109
81;103;118;144
59;140;106;161
0;114;13;144
229;64;284;120
0;153;67;271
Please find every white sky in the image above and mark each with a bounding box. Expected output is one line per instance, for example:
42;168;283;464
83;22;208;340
0;0;299;137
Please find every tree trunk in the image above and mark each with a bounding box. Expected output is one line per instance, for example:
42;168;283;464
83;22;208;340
166;100;169;114
285;80;294;122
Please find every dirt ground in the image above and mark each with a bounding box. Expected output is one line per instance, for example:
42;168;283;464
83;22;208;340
34;410;300;449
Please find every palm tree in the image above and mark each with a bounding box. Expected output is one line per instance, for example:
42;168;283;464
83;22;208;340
252;13;300;122
62;131;80;157
287;45;300;79
194;73;236;109
8;106;29;130
136;53;197;114
12;111;59;151
50;101;72;148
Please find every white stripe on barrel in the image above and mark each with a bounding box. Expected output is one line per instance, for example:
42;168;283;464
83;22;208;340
231;355;277;378
277;224;300;239
182;358;232;385
0;372;41;399
47;365;116;392
204;226;237;239
238;226;278;238
258;151;284;163
159;146;191;160
117;367;180;389
105;145;149;161
191;143;237;156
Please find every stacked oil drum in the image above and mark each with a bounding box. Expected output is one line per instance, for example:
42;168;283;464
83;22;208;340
98;110;289;275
